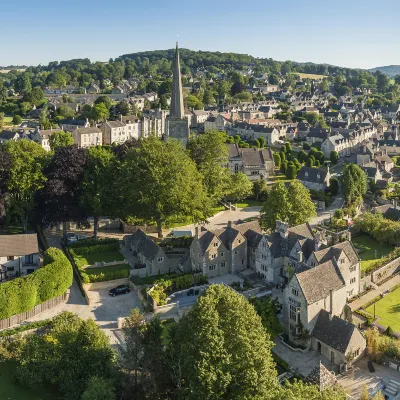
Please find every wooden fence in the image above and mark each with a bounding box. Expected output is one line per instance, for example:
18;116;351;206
0;291;69;330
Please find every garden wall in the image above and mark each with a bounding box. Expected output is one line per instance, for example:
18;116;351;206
0;291;69;330
121;221;158;234
371;257;400;284
360;275;372;291
84;278;130;291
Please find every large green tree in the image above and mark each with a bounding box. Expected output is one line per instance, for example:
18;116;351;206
169;284;278;400
342;163;367;205
122;137;208;237
2;139;48;231
287;180;317;226
225;172;253;203
48;130;74;150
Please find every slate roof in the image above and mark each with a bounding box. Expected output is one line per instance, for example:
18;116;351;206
312;310;359;353
74;127;102;135
106;120;126;128
127;229;161;261
296;166;328;184
60;119;87;126
296;260;345;304
373;205;400;221
0;130;18;140
198;231;217;254
312;241;359;266
227;144;273;166
0;234;39;256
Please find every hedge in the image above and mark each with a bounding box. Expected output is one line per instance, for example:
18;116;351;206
0;319;51;338
70;242;120;256
0;248;73;320
83;269;129;283
68;237;119;249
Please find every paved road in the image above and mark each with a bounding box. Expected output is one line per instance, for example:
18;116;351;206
309;194;345;227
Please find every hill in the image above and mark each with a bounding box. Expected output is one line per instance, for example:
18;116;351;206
368;65;400;77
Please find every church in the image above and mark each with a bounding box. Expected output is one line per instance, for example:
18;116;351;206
164;43;190;145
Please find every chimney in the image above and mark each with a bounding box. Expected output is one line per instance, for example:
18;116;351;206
195;225;199;238
329;289;333;320
298;251;303;263
120;114;123;122
228;221;232;228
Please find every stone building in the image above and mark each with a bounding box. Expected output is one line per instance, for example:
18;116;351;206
296;166;330;192
164;43;190;145
72;127;102;148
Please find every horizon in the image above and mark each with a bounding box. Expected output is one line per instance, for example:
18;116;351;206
2;0;400;69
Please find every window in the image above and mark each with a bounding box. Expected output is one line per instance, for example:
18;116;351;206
220;262;226;268
350;265;356;272
354;348;360;357
251;170;259;175
350;277;356;284
6;266;14;272
341;258;345;264
157;257;164;263
220;252;224;257
291;288;299;297
24;254;34;264
289;304;298;321
209;264;216;271
261;264;267;271
242;259;245;265
234;164;239;173
7;256;15;261
213;242;218;247
211;254;216;259
238;239;241;244
234;250;238;255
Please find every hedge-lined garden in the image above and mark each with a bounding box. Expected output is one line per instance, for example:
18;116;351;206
0;248;73;320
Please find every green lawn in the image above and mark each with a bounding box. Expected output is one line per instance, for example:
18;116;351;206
161;319;177;346
85;263;129;275
366;288;400;332
235;199;264;208
352;234;394;272
268;174;294;184
74;250;125;268
3;116;12;124
0;361;60;400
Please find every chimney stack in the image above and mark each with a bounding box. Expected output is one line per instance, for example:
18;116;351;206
329;289;334;320
298;251;303;263
228;221;232;228
195;225;199;238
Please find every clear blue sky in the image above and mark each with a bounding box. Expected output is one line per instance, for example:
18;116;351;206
3;0;400;69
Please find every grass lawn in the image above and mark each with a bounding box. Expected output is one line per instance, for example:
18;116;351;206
268;174;294;184
235;199;264;208
85;263;129;275
0;361;60;400
161;319;177;346
3;116;13;123
366;288;400;332
352;234;394;272
74;250;125;268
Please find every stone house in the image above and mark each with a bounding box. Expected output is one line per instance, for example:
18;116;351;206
204;114;231;132
59;118;90;132
0;234;40;282
230;122;280;145
87;83;100;94
101;118;142;145
30;129;53;151
306;128;330;144
321;134;350;158
124;230;171;276
191;110;210;130
0;130;21;144
296;166;330;192
72;127;102;148
227;144;275;181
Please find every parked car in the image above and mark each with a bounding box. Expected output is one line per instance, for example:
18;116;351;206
367;360;375;373
109;285;131;297
66;233;77;244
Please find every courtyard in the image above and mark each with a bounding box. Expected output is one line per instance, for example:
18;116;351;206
73;250;125;268
365;287;400;332
352;234;394;272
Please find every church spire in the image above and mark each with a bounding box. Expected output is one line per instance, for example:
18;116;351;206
170;42;184;119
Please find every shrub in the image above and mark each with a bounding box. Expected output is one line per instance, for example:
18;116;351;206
0;248;73;319
86;269;129;283
70;242;120;255
303;142;311;150
0;319;51;337
68;237;119;249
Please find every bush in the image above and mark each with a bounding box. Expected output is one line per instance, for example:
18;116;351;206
70;242;120;255
86;269;129;283
0;248;73;319
0;319;51;337
303;142;311;150
68;237;119;249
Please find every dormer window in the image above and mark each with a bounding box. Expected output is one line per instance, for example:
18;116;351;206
214;242;218;247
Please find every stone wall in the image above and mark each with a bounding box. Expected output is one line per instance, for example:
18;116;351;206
372;257;400;284
121;221;158;234
83;277;130;291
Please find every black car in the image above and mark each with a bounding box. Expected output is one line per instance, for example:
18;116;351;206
109;285;130;297
367;360;375;373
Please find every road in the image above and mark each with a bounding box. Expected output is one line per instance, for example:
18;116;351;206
309;193;345;227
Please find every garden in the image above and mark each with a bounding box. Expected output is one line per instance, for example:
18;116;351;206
365;287;400;333
68;238;129;283
352;233;394;273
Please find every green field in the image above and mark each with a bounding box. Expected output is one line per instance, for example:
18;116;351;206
235;199;264;208
366;288;400;332
268;174;294;184
352;234;394;272
85;263;129;275
74;250;125;267
0;361;60;400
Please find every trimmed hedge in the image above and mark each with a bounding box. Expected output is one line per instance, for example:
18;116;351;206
0;248;73;320
68;237;119;249
70;242;120;256
83;269;129;283
0;319;51;337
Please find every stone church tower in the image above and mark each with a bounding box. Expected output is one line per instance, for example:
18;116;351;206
164;43;190;145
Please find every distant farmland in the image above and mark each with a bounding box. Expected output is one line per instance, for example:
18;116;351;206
292;72;327;80
0;68;26;74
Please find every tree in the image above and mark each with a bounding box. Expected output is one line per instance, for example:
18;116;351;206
287;181;316;226
2;140;47;231
373;392;385;400
278;380;346;400
169;285;278;399
285;164;297;179
80;147;119;238
187;130;230;203
81;377;116;400
258;136;266;148
91;103;110;122
329;177;339;196
122;137;208;237
12;114;22;125
298;150;308;163
94;95;112;110
307;158;314;167
35;146;89;239
249;297;283;338
226;172;253;203
342;163;367;205
14;73;32;94
303;142;311;150
115;100;130;116
48;130;74;150
56;105;75;119
330;150;339;165
15;312;116;400
185;94;203;110
253;179;268;201
0;149;12;218
273;153;281;168
260;182;291;231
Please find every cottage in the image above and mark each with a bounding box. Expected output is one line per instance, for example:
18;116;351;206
0;234;40;282
296;166;330;192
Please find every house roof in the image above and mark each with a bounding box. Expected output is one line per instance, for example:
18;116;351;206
0;234;39;256
106;120;126;128
312;310;360;354
60;119;87;126
227;144;273;167
296;260;345;304
373;205;400;221
296;166;328;184
74;127;102;135
312;241;359;266
198;230;218;253
126;229;161;261
0;130;18;140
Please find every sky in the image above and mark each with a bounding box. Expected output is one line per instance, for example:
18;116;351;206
2;0;400;69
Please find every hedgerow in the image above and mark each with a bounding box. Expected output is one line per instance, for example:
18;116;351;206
0;248;73;320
